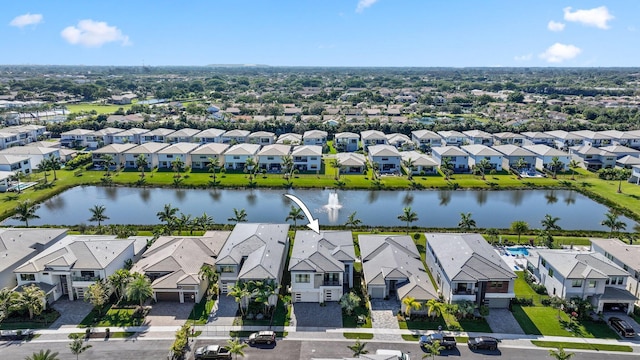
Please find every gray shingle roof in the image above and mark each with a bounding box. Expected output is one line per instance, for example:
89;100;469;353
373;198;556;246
289;231;355;273
535;249;629;279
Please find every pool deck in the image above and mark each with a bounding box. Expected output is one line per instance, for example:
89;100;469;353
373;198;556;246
7;182;38;192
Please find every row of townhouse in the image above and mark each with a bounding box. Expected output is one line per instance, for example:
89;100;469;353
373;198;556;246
0;125;48;149
91;143;324;172
0;145;70;192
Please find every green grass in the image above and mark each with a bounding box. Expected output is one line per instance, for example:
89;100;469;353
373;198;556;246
0;309;60;330
69;331;136;339
531;340;633;352
66;103;133;114
398;317;446;331
188;297;216;325
79;306;142;328
512;305;618;338
343;332;374;339
401;334;420;341
442;312;492;332
514;271;548;306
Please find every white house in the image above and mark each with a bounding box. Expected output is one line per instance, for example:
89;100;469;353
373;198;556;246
257;144;290;172
411;129;442;152
292;145;322;172
224;143;261;170
367;144;401;174
571;130;612;148
60;129;93;148
289;231;356;303
336;153;366;174
492;144;537;171
463;130;494;146
86;128;124;149
140;128;176;144
522;131;555;146
165;128;200;144
437;130;466;147
492;132;525;146
190;143;230;170
334;132;360;152
0;154;32;174
111;128;149;145
276;133;302;146
591;238;640;306
123;142;170;170
461;144;503;171
360;130;387;150
425;233;516;308
431;146;470;173
248;131;277;145
156;142;200;169
92;144;137;169
569;145;617;171
522;145;571;172
303;130;328;146
400;151;438;175
598;145;640;160
386;133;414;151
545;130;584;150
221;129;250;144
14;235;147;302
598;130;640;149
194;128;226;144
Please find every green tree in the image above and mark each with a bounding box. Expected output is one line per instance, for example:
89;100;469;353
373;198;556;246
514;157;528;175
402;157;415;180
175;212;192;235
331;158;342;180
228;282;250;316
347;338;369;358
244;157;258;184
24;349;60;360
541;214;561;232
339;291;361;316
107;269;132;302
48;155;61;181
88;204;109;227
135;154;148;179
473;158;491;180
601;210;627;237
85;280;109;316
510;220;529;242
0;287;18;322
282;155;294;180
440;157;454;180
15;284;45;319
614;168;631;193
207;157;221;185
227;337;248;360
426;299;444;320
37;158;51;184
228;208;248;224
285;206;305;228
548;347;574;360
344;211;362;229
401;296;422;318
549;156;564;179
156;204;178;231
69;335;92;360
13;200;40;227
101;154;115;176
126;275;153;310
171;157;184;174
458;212;477;231
422;340;445;359
397;206;418;233
195;212;215;232
568;160;580;180
198;264;219;298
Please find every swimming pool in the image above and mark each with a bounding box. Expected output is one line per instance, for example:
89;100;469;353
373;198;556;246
506;246;529;256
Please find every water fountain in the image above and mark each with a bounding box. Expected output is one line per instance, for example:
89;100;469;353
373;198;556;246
324;191;342;223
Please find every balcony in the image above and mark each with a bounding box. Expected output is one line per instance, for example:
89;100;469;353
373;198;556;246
72;276;101;282
322;280;341;287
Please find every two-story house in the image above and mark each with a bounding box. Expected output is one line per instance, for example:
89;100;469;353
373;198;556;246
591;238;640;306
400;151;438;175
411;129;442;152
256;144;290;172
131;232;230;303
0;154;32;174
569;145;617;171
528;248;636;314
571;130;612;148
276;133;302;146
190;143;230;170
292;145;322;172
545;130;584;150
600;130;640;149
0;146;60;169
367;144;401;174
461;144;503;171
521;131;555;147
123;142;170;170
92;143;137;169
86;127;124;149
156;142;200;169
492;144;537;172
360;130;387;150
140;128;176;144
248;131;277;146
598;145;640;160
386;133;414;151
522;145;570;172
289;231;356;303
334;132;360;152
425;233;516;308
111;128;149;145
14;235;147;302
221;129;251;144
60;129;93;148
437;130;466;147
165;128;200;144
303;130;328;147
463;130;494;146
431;146;470;173
492;132;525;146
224;143;261;170
359;235;437;313
194;128;226;144
335;153;366;174
216;223;290;295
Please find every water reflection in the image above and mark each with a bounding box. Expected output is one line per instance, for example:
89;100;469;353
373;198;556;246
175;190;186;202
104;187;118;201
209;190;221;201
439;191;451;206
564;191;576;205
367;191;379;203
476;191;487;206
44;197;65;210
510;190;524;206
140;189;150;203
403;192;414;206
545;191;558;204
247;191;257;206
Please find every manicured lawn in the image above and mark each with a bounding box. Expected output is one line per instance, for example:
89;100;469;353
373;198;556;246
66;103;133;114
0;309;60;330
512;305;618;338
79;306;142;328
513;271;548;306
188;297;216;325
401;334;420;341
343;332;374;339
399;317;446;331
531;340;633;352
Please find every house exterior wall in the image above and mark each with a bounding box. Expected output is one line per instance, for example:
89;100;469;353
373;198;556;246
335;137;359;152
191;154;224;170
224;154;256;170
157;153;191;169
468;155;503;171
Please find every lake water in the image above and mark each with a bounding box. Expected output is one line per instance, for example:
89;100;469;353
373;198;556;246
3;186;635;231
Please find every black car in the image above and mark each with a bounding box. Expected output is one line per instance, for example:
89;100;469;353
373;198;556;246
609;317;636;338
467;336;499;351
248;331;276;345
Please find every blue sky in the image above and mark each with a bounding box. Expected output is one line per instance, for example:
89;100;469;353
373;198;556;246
3;1;639;67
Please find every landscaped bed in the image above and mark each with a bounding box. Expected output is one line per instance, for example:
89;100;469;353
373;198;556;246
531;340;633;352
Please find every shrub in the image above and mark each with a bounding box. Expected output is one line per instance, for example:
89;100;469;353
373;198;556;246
511;297;534;306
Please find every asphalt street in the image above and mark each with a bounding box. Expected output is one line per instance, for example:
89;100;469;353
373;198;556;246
2;338;639;360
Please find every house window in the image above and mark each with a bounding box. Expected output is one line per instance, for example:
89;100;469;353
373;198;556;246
548;268;554;277
623;264;628;271
233;156;240;160
617;277;624;285
490;281;503;288
267;157;274;160
219;266;235;273
541;258;546;267
166;154;173;158
295;274;310;283
20;274;35;281
588;280;596;288
80;271;95;278
571;280;582;288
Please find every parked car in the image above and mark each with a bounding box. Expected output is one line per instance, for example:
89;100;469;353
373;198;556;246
0;329;33;341
419;333;456;349
467;336;498;351
194;345;231;359
609;317;636;338
248;330;276;345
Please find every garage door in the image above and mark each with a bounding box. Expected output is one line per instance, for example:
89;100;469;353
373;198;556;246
487;298;510;308
370;287;385;299
156;292;180;302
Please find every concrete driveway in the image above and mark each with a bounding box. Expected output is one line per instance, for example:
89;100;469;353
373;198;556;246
484;308;524;334
291;302;342;329
49;298;94;329
144;302;194;326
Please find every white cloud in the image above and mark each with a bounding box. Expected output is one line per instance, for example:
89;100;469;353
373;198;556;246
539;43;582;63
514;54;532;61
563;6;614;29
9;13;43;28
547;21;565;32
61;19;131;47
356;0;378;13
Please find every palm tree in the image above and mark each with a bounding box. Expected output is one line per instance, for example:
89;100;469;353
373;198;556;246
11;171;26;194
601;210;627;237
24;349;60;360
344;211;362;229
549;156;564;179
0;287;18;322
207;157;221;184
48;154;61;181
347;338;369;358
244;157;257;182
85;280;109;315
171;157;185;174
228;208;248;224
156;204;178;230
199;264;219;298
125;275;153;310
107;268;132;302
331;158;342;180
568;160;580;180
614;168;631;193
510;220;529;242
282;155;294;179
541;214;561;232
514;157;528;176
13;200;40;227
227;337;248;360
440;157;454;180
402;157;415;180
401;296;422;318
422;340;445;360
548;347;574;360
426;299;444;320
228;282;250;316
135;154;148;179
15;284;45;319
285;206;305;228
175;212;192;235
69;336;92;360
37;159;50;184
101;154;115;176
196;212;215;232
397;206;418;233
474;158;491;180
458;212;477;231
88;204;109;227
